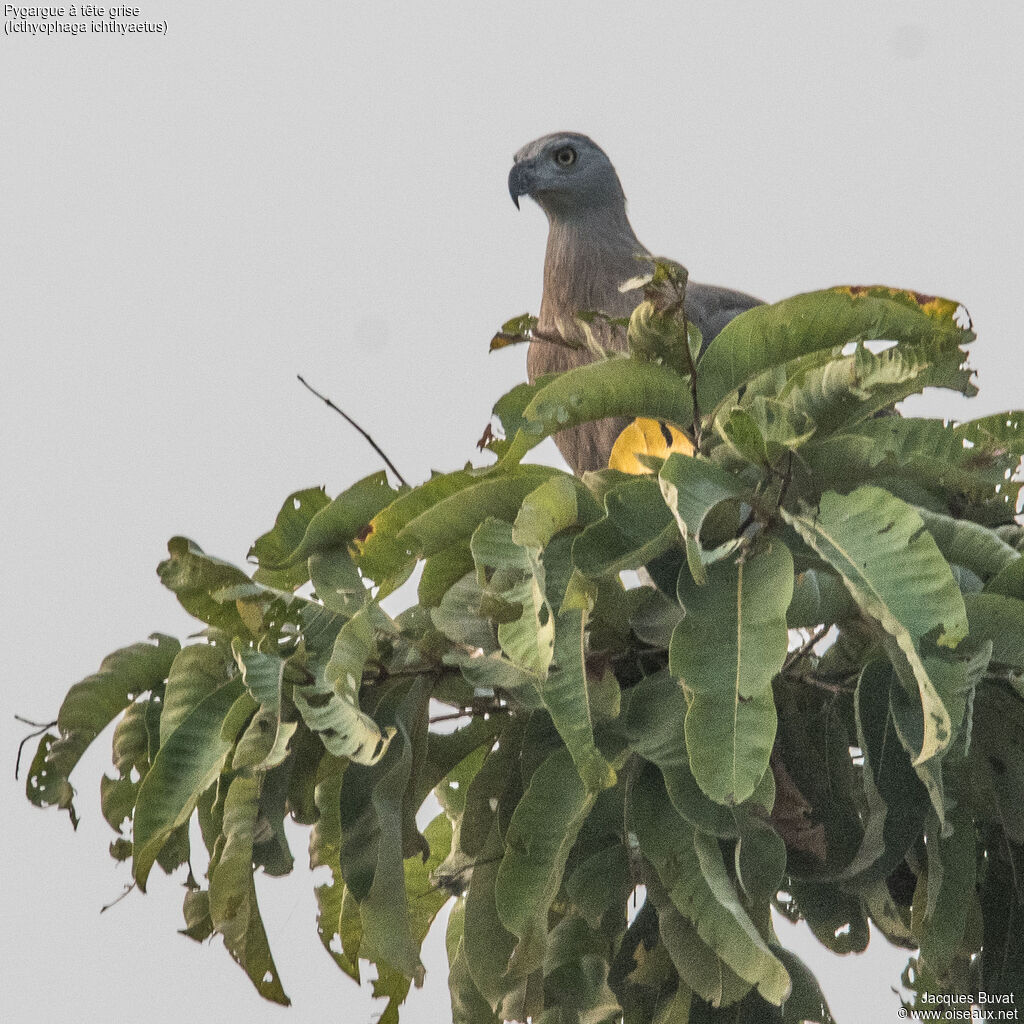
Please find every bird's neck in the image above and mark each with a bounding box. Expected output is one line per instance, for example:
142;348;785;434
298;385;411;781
541;206;647;322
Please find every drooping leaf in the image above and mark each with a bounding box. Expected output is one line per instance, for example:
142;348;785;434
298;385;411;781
27;634;180;824
446;898;501;1024
621;670;735;837
631;766;791;1006
844;660;928;884
522;357;695;445
494;746;605;975
783;487;967;765
133;676;243;890
671;542;794;805
698;286;973;411
915;506;1020;581
161;642;234;746
292;603;396;765
658;454;749;584
208;772;289;1004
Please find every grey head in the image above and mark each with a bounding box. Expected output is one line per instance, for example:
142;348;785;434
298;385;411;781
508;132;627;220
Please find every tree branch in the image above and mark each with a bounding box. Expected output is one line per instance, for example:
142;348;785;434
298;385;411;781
296;375;409;488
14;715;57;780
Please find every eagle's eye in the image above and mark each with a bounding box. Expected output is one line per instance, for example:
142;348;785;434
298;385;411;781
554;146;577;167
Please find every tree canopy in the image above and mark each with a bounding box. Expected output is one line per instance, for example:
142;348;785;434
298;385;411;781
23;272;1024;1022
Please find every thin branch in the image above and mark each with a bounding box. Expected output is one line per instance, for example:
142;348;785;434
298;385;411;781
429;708;505;724
14;716;57;780
14;714;56;727
296;375;409;488
527;327;588;352
782;624;832;674
776;450;795;511
100;883;136;913
788;671;857;695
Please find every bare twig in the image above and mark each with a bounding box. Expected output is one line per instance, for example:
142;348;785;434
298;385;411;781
776;451;795;511
430;709;501;724
296;375;409;488
782;624;832;674
100;883;136;913
14;715;57;780
527;327;588;351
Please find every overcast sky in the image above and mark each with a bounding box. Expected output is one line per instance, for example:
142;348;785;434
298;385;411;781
4;2;1023;1021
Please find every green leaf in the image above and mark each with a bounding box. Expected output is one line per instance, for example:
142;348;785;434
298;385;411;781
353;724;426;979
494;746;604;975
572;475;679;577
338;679;425;904
565;842;631;929
157;537;263;633
400;465;567;564
915;506;1020;581
523;357;695;443
772;946;836;1024
464;819;519;1011
542;915;622;1022
231;645;295;771
964;592;1024;669
786;567;856;627
631;766;791;1006
783;487;967;764
781;335;975;437
419;543;475;607
308;752;357;978
279;470;403;566
207;772;289;1004
542;607;617;792
844;660;928;884
621;670;736;837
651;876;751;1008
249;486;331;589
798;417;1019;510
969;686;1024;843
953;409;1024;454
27;634;180;824
309;546;370;615
658;454;748;584
133;676;243;890
162;643;234;746
698;286;973;411
368;814;456;1020
786;879;869;955
474;519;555;677
293;603;396;765
671;542;793;805
24;734;76;825
446;898;502;1024
917;801;977;978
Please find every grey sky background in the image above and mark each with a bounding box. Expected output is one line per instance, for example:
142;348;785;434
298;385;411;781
4;2;1022;1021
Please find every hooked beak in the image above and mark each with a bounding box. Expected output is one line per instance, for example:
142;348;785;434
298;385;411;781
508;162;532;210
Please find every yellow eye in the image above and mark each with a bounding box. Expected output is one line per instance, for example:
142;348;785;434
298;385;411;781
554;146;577;167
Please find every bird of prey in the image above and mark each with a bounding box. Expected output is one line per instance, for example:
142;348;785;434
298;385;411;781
509;131;761;474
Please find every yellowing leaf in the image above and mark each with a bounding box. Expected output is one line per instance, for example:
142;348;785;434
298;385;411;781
609;418;694;474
